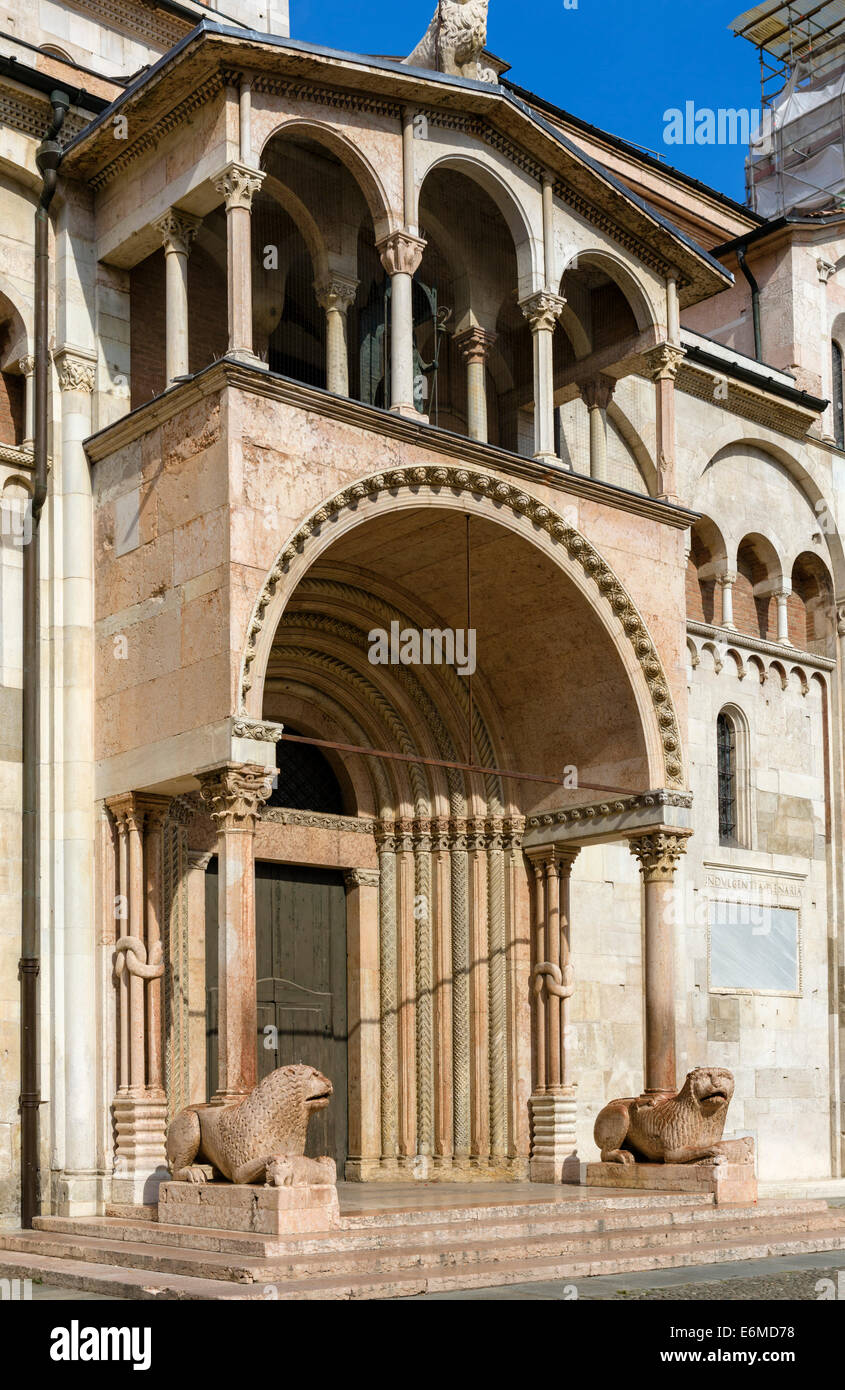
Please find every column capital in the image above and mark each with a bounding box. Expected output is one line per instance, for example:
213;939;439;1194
519;290;566;333
715;570;738;587
579;373;616;412
454;326;497;363
525;844;581;875
53;346;96;394
213;160;265;211
344;867;381;890
376;230;427;277
198;762;274;830
154;207;202;256
314;274;359;313
628;829;692;881
645;342;686;382
18;354;35;377
187;849;214;872
818;257;836;284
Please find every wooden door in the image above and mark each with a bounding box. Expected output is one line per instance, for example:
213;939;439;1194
206;860;348;1170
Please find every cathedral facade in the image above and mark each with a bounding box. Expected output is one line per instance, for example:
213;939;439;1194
0;0;841;1225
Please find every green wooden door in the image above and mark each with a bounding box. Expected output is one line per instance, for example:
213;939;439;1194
206;860;348;1170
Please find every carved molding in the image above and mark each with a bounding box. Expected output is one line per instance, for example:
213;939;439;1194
260;806;377;833
198;763;274;830
241;466;686;787
233;717;284;743
628;829;692;881
527;789;692;832
344;867;381;888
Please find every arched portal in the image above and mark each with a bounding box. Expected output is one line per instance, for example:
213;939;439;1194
245;490;677;1179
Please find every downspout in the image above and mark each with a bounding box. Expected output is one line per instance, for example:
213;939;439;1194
20;89;69;1230
736;244;762;361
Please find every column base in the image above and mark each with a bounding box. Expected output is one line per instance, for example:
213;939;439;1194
226;349;268;370
534;451;564;467
112;1092;169;1205
50;1171;105;1218
390;403;427;421
529;1090;580;1184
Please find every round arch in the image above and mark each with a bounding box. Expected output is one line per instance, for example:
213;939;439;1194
239;466;686;792
259;118;396;242
559;247;659;336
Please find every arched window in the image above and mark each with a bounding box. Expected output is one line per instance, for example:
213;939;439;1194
716;706;751;848
717;712;737;843
266;728;345;813
832;340;844;449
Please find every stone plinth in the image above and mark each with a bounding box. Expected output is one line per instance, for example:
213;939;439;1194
586;1152;757;1206
159;1173;341;1234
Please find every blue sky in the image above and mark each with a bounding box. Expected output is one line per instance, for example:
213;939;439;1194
289;0;762;203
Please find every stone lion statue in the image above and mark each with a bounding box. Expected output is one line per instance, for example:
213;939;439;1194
166;1063;334;1186
594;1066;737;1165
404;0;497;84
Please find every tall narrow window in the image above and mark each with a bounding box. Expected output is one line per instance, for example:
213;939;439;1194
832;340;844;449
717;711;737;844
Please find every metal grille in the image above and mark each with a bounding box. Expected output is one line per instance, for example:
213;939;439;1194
269;729;345;813
717;712;738;844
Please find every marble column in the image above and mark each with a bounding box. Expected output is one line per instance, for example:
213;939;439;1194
186;849;213;1105
213;161;266;365
376;230;427;416
54;347;99;1212
314;275;359;396
717;571;738;629
374;823;399;1167
579;375;616;482
454;327;496;442
774;585;792;644
628;830;692;1096
153;209;201;386
343;867;381;1180
526;846;580;1182
18;354;35;450
520;291;565;464
107;793;170;1205
645;343;686;502
431;819;453;1169
198;763;274;1102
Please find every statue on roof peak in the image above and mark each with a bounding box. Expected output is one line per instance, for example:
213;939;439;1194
404;1;498;85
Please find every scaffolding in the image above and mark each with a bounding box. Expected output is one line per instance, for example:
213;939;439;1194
731;1;845;215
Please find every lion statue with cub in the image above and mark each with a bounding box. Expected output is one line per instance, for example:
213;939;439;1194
166;1063;335;1187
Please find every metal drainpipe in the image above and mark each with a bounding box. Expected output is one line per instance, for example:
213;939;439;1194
20;90;69;1230
736;244;762;362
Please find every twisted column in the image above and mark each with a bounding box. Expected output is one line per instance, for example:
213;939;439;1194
413;820;434;1163
431;819;453;1167
449;821;471;1163
629;829;692;1095
375;825;399;1165
486;818;507;1163
199;763;273;1101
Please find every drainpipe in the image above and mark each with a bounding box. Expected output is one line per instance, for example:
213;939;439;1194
736;244;762;362
20;89;69;1230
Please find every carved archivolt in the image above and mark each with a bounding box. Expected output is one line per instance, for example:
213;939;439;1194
240;465;685;787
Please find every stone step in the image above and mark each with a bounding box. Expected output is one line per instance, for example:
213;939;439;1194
337;1190;717;1228
32;1196;833;1259
5;1208;844;1284
2;1225;845;1301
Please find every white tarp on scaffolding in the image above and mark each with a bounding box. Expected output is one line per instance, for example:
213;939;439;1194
747;65;845;215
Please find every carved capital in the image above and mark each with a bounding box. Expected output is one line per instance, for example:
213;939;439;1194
579;373;616;412
376;230;427;277
525;844;580;877
645;343;686;382
836;597;845;638
187;849;214;873
716;571;737;587
18;355;35;377
154;207;202;257
314;275;359;314
628;830;692;882
344;867;381;889
53;348;96;394
232;717;283;743
213;160;265;211
818;257;836;284
520;291;566;334
198;762;274;830
454;326;497;364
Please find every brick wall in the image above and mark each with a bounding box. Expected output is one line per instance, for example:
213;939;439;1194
130;244;228;408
